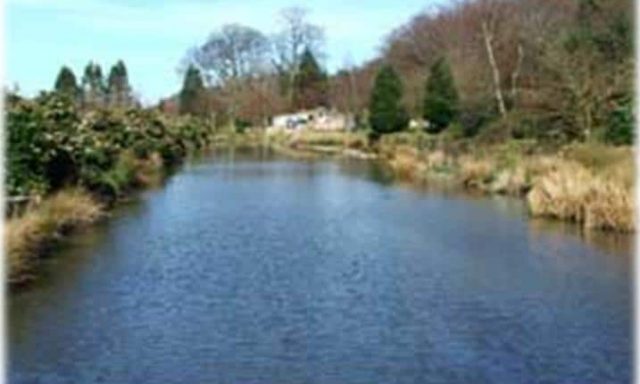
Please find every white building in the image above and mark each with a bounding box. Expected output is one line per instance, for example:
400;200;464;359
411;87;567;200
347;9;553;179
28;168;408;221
268;107;354;132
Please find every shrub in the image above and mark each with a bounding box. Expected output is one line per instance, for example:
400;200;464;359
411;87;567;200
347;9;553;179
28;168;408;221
6;92;214;198
605;95;633;145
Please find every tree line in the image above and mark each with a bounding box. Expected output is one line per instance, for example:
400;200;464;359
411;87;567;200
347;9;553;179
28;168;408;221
174;0;632;145
363;0;632;143
53;60;135;109
174;6;329;126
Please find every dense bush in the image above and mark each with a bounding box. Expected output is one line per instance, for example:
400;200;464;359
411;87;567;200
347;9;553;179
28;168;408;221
6;92;214;198
605;95;633;145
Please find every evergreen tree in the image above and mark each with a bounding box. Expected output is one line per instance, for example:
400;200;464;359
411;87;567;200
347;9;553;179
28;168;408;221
53;66;78;99
107;60;132;108
423;58;459;133
293;48;328;110
179;65;207;116
368;65;408;138
81;61;106;107
605;94;633;145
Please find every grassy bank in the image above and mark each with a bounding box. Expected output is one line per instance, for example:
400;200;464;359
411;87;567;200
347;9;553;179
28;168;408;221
7;189;103;284
268;130;634;233
379;136;634;232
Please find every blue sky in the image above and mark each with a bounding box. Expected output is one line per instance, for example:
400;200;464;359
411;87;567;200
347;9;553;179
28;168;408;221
7;0;447;104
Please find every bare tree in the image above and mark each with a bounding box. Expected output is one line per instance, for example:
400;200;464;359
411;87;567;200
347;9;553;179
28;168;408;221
192;24;270;84
271;6;325;107
187;24;270;121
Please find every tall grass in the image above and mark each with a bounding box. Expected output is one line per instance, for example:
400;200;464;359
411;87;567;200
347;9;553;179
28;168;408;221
289;131;368;149
6;188;103;283
376;134;634;232
527;159;634;232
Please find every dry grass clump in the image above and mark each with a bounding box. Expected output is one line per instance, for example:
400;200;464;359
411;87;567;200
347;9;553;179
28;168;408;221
6;188;103;283
562;142;631;172
426;150;447;169
527;162;593;222
490;166;529;195
585;180;634;231
527;160;634;232
291;131;366;148
387;146;426;181
459;156;494;189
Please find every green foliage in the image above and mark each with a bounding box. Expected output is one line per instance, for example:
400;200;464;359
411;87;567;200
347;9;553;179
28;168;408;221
368;65;409;139
293;48;328;109
6;92;214;198
605;95;633;145
180;65;208;116
107;60;132;108
575;0;632;61
54;66;79;99
423;58;459;133
82;61;106;107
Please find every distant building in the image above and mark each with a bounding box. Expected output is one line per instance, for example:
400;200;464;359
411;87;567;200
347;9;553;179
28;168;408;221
268;107;354;133
409;118;429;130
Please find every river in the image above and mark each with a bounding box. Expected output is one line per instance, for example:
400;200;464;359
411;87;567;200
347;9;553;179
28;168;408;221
9;148;633;383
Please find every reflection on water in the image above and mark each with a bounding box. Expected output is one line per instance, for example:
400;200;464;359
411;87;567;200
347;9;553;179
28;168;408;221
9;148;632;384
528;217;633;258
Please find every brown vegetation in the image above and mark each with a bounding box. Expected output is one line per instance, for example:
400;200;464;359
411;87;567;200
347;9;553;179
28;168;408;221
7;189;104;284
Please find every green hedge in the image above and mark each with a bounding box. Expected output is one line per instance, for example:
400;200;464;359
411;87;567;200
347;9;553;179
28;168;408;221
7;92;214;197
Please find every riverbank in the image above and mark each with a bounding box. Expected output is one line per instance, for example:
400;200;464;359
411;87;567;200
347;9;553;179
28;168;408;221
6;93;221;285
7;124;633;284
265;130;634;233
7;189;104;285
10;152;631;383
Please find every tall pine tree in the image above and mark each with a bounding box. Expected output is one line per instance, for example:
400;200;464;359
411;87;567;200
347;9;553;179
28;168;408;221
53;66;79;99
368;65;408;138
293;48;328;110
81;61;106;108
423;57;459;133
180;65;207;116
107;60;132;108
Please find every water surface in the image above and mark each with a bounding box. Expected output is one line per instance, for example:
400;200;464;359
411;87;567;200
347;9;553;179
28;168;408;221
9;149;633;383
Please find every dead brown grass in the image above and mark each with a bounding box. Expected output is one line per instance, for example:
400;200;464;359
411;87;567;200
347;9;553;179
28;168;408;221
380;133;634;232
6;188;103;283
527;160;634;232
387;146;426;181
459;156;494;189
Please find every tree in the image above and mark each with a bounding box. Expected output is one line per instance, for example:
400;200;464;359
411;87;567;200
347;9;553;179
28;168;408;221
81;61;106;108
107;60;132;108
293;48;327;109
53;66;79;99
179;65;207;116
368;65;409;138
187;24;269;120
423;57;459;133
272;6;325;106
605;93;633;145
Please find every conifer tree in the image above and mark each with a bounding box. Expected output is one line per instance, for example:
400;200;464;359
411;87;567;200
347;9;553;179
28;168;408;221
81;61;106;108
368;65;408;138
293;48;328;110
107;60;132;108
53;66;79;99
423;57;459;133
179;65;207;116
